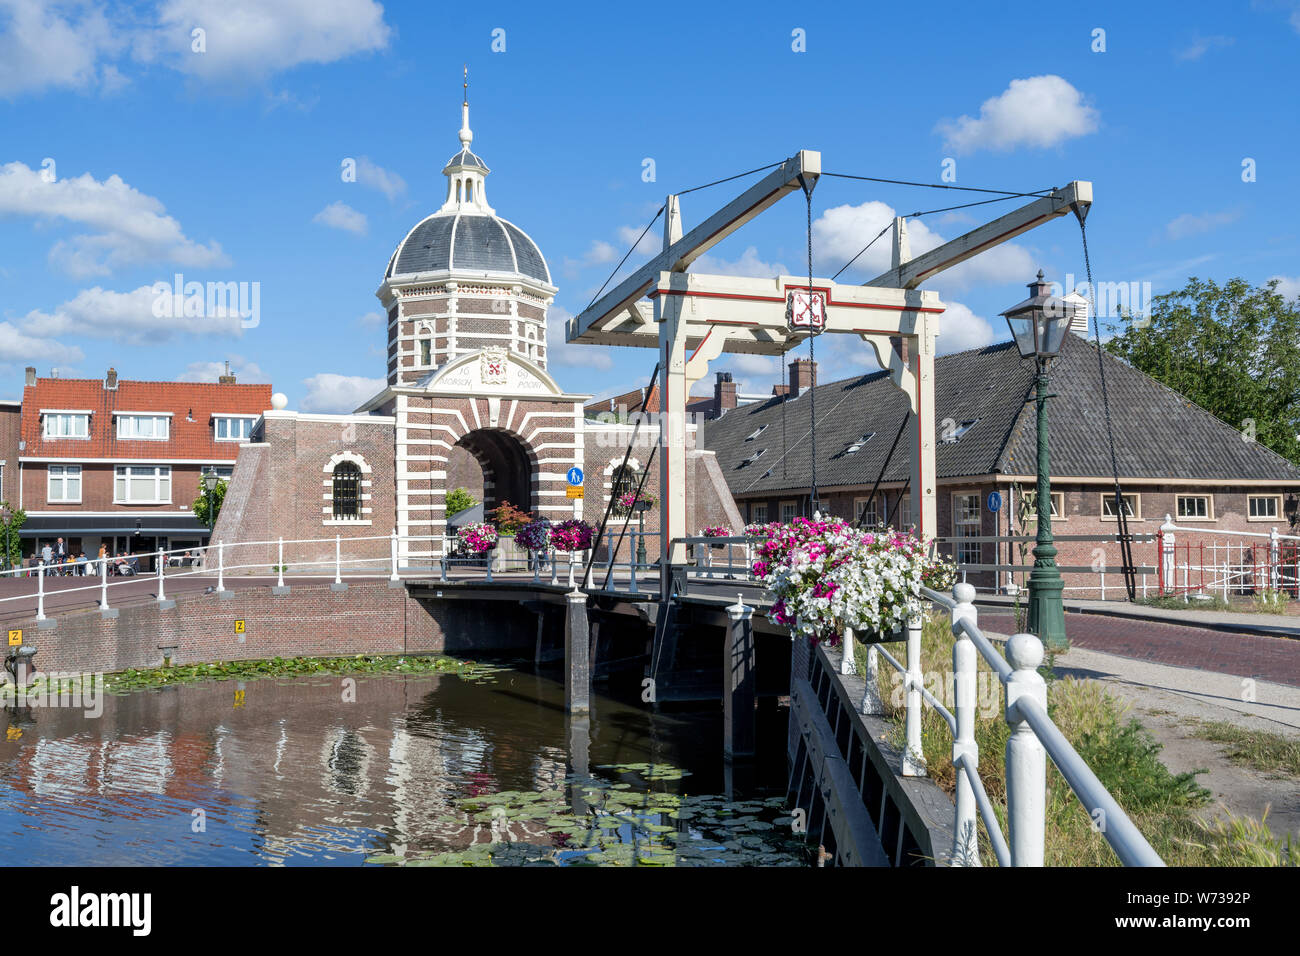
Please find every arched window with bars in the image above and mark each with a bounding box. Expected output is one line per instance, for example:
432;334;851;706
611;464;638;515
332;461;362;519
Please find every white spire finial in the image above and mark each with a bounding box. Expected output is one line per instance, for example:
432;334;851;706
459;65;472;150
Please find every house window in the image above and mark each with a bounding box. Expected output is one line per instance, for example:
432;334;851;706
43;412;89;439
953;493;982;566
117;414;170;440
896;495;913;530
214;416;255;441
1248;495;1280;520
48;465;82;503
331;462;362;519
1176;495;1213;520
420;339;432;365
1021;490;1065;519
115;465;171;504
1101;493;1140;520
202;465;234;479
854;495;881;527
780;501;797;524
751;502;768;525
610;465;637;514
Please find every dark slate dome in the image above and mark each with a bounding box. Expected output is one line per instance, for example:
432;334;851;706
386;212;550;284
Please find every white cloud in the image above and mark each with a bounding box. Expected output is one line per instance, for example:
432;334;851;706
546;304;613;370
176;355;268;382
0;161;228;278
1176;34;1233;60
300;372;387;413
813;199;1035;289
1164;209;1240;240
0;0;121;97
935;301;997;354
355;156;406;202
312;200;367;235
936;75;1099;154
691;246;790;277
1270;275;1300;301
140;0;391;85
0;320;82;364
617;223;661;256
358;310;385;327
21;284;245;344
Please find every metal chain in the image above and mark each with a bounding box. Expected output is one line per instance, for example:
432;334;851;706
806;190;818;512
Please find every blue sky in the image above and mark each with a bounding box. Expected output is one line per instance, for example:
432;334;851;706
1;0;1297;409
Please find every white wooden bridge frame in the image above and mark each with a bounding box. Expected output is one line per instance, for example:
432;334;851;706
567;151;1091;581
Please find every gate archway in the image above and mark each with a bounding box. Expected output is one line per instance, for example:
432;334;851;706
451;428;536;519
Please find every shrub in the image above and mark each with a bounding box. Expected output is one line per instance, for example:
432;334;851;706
490;500;532;535
445;488;477;517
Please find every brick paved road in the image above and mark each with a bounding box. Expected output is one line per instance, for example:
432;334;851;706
981;612;1300;689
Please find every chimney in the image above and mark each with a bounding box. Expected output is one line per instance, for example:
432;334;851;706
788;358;818;396
105;367;118;390
218;360;236;385
714;371;737;417
24;367;35;387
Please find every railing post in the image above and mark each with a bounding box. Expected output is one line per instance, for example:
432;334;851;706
485;545;494;583
840;626;856;675
100;556;110;611
532;548;542;584
1159;515;1175;594
439;549;448;583
36;562;46;621
1005;632;1048;866
157;548;166;603
278;537;285;588
583;549;594;590
950;582;980;866
390;528;399;582
567;551;577;590
902;607;927;777
550;547;558;586
1270;527;1280;592
628;535;639;595
216;540;226;593
334;535;342;585
860;644;885;715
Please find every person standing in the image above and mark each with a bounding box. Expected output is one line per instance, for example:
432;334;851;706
40;541;53;569
55;537;68;576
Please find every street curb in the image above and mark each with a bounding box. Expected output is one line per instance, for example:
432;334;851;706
974;599;1300;641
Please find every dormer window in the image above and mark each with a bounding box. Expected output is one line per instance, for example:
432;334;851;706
214;415;256;441
42;411;89;439
117;413;171;440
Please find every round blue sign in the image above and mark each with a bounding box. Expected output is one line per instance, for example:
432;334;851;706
987;491;1002;513
566;467;584;486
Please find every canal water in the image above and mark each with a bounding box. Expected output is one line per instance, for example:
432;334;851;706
0;661;808;866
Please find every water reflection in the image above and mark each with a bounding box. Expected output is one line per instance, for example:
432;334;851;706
0;663;794;866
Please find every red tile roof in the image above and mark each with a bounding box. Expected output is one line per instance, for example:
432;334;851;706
21;377;272;461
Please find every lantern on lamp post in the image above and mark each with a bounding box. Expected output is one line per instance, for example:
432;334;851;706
1001;270;1072;652
201;471;221;532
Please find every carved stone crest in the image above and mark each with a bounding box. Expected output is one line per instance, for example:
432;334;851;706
480;348;508;385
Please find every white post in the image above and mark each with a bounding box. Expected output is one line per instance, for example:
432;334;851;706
485;545;494;583
1099;570;1105;601
390;528;399;582
840;626;856;675
532;548;541;584
1005;632;1048;866
334;535;342;585
860;645;885;715
1160;515;1175;594
216;540;226;593
902;608;927;776
36;562;46;621
1270;527;1280;592
950;582;980;865
100;557;110;611
157;548;166;603
439;552;448;583
278;537;285;588
628;533;639;595
550;548;558;586
567;552;577;590
583;550;594;589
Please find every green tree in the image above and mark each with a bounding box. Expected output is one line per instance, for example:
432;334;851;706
193;477;228;528
445;487;477;517
1104;277;1300;464
0;500;25;570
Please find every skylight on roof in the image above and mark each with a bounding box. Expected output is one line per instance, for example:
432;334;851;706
941;419;979;444
739;448;767;467
745;424;769;441
845;431;875;454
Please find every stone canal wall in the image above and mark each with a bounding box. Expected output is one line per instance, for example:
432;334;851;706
11;582;539;675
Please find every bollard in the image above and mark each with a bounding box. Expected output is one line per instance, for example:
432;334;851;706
840;626;856;675
950;582;980;866
724;595;756;758
36;562;46;621
278;537;285;588
1005;632;1048;867
216;540;226;593
157;548;166;603
390;528;399;582
902;607;927;777
564;589;590;713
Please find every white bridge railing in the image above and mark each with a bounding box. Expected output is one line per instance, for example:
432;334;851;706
1157;516;1300;600
846;583;1164;867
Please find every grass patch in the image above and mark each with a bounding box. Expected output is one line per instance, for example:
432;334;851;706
1135;593;1234;612
854;615;1295;866
1190;721;1300;778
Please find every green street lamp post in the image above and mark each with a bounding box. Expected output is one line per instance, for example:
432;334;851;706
201;472;220;533
0;505;11;575
1001;270;1072;652
633;498;652;567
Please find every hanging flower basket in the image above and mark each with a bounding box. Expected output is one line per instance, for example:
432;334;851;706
516;519;552;553
457;522;499;555
617;491;656;513
550;518;595;552
700;525;732;549
751;513;955;646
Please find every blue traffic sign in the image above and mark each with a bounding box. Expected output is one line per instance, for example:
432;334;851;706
987;491;1002;513
566;467;584;486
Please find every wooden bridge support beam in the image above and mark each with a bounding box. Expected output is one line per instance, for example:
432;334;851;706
565;589;591;713
724;596;756;758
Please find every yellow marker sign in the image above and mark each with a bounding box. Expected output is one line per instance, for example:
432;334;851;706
566;487;584;499
7;629;21;646
234;689;245;707
234;620;245;634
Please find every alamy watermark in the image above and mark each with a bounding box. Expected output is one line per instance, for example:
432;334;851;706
151;273;260;329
